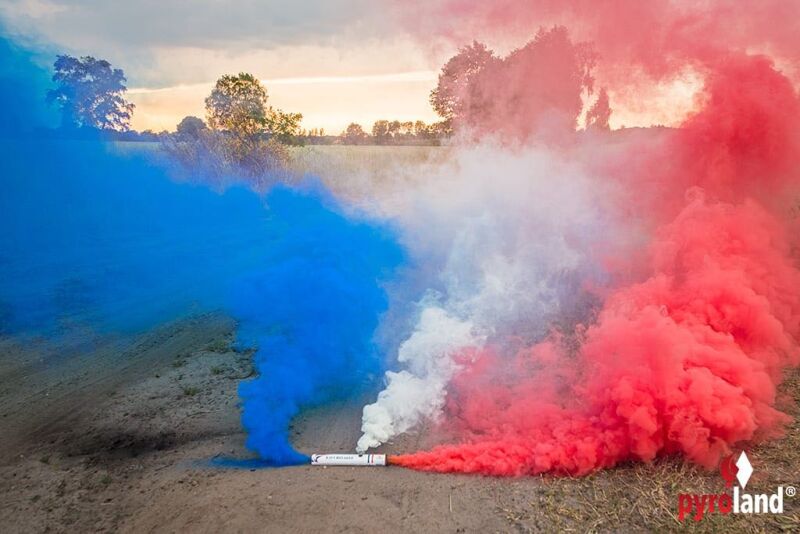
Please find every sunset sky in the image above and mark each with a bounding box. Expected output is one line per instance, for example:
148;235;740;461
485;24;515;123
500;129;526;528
0;0;701;133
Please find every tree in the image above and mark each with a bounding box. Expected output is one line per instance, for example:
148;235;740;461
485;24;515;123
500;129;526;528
264;106;303;145
176;116;207;138
163;72;291;185
585;88;611;131
387;120;402;139
341;123;367;145
430;28;597;141
47;55;135;131
413;120;430;139
429;120;452;140
205;73;303;145
430;41;497;123
205;73;268;139
495;26;596;135
400;121;414;138
372;120;389;144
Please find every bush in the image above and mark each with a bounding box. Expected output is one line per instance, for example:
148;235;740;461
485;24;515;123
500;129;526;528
161;130;290;189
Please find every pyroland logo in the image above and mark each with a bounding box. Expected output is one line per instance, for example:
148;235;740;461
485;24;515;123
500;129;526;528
677;451;796;522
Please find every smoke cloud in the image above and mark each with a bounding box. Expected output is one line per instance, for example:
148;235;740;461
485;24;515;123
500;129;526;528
357;141;619;451
357;1;800;476
389;53;800;475
395;0;800;80
4;0;800;477
0;32;404;464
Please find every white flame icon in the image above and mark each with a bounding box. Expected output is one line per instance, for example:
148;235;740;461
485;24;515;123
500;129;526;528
735;451;753;489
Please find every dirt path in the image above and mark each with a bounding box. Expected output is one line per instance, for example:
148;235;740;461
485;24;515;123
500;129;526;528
1;316;798;533
0;315;235;458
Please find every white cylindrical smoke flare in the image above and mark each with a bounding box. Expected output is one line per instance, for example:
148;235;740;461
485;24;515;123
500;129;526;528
310;453;387;466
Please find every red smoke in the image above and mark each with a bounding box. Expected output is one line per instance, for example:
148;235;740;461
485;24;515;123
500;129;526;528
394;54;800;476
434;27;596;141
396;1;800;82
401;1;800;141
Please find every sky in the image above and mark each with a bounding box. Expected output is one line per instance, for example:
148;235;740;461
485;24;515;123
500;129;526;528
0;0;700;133
0;0;444;133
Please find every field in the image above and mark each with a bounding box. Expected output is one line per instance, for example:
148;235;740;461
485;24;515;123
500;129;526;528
290;145;449;176
110;142;451;202
1;314;797;532
1;146;798;533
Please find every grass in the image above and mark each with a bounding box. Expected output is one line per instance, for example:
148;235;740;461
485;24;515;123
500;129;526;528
290;144;447;174
500;370;800;532
108;143;449;206
181;386;200;397
289;145;448;199
210;365;224;375
110;142;447;179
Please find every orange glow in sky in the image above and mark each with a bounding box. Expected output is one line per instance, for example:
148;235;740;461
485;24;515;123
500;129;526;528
127;70;702;134
128;71;442;134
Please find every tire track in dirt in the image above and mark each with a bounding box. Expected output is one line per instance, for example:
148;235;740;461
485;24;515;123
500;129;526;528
0;314;234;462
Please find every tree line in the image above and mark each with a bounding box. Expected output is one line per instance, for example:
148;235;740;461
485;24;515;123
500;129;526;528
44;26;612;154
42;54;449;146
427;26;611;141
337;119;450;145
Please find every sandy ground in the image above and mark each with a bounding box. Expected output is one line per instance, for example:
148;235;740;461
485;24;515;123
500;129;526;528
1;314;798;533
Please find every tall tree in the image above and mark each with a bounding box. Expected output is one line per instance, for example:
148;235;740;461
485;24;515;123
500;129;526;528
430;41;497;123
341;123;367;145
47;55;135;131
166;72;291;181
387;120;402;138
176;116;207;138
372;120;389;144
430;28;597;140
265;106;303;145
585;88;612;131
205;73;268;139
400;121;414;138
413;120;430;139
205;73;302;145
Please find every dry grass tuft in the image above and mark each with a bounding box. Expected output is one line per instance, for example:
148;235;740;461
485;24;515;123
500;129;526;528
499;369;800;532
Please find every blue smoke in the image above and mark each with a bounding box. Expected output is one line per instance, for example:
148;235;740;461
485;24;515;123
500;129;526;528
0;33;404;463
233;190;402;464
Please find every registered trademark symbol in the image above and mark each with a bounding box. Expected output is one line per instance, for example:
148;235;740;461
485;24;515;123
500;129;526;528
787;486;796;497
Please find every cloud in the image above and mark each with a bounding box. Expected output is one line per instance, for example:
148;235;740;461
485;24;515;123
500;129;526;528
1;0;387;48
0;0;446;131
0;1;416;85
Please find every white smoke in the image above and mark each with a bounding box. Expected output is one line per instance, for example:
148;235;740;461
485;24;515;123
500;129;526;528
356;305;481;452
357;141;620;451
